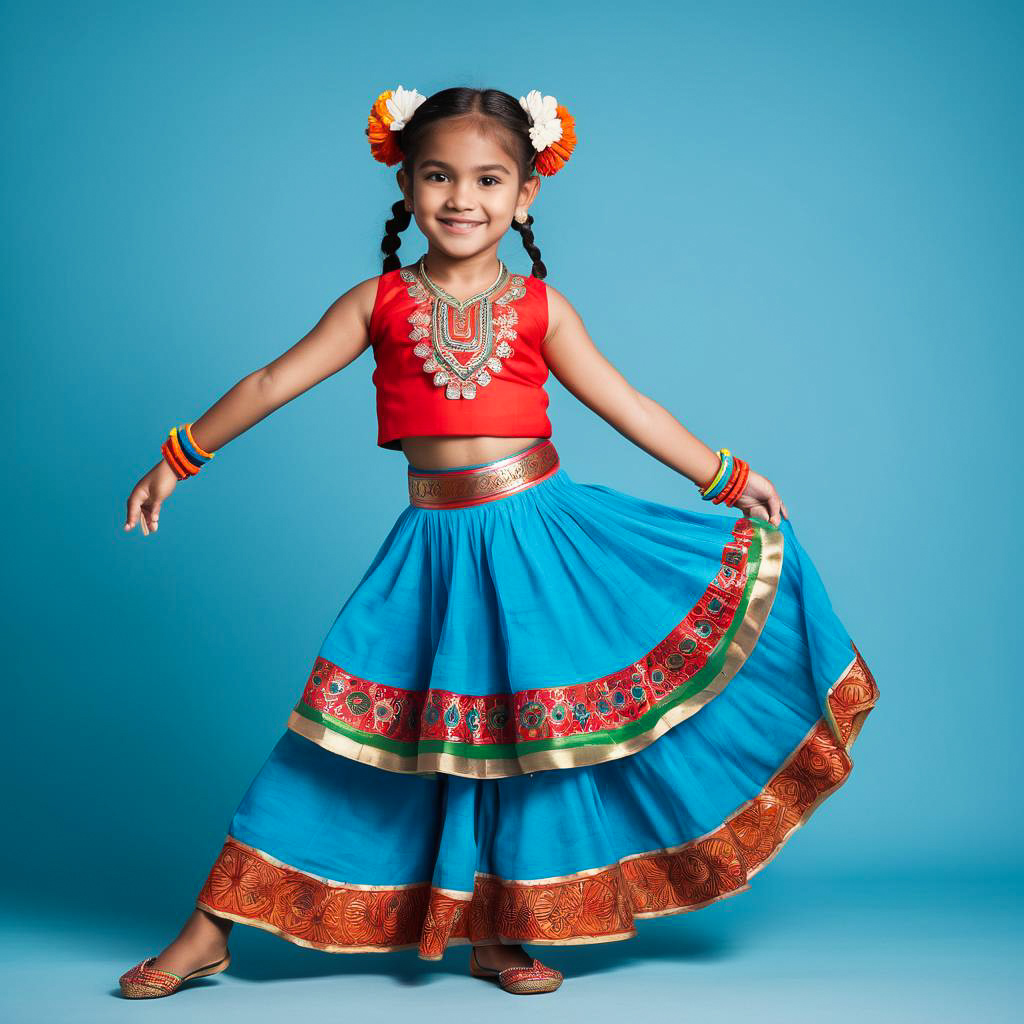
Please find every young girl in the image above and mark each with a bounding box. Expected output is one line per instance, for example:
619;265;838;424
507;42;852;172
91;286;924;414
119;85;879;998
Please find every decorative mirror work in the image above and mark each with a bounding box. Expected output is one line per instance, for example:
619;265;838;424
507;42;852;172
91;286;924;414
399;256;528;400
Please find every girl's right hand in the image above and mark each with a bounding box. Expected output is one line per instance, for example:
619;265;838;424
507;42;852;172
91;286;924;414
124;459;179;535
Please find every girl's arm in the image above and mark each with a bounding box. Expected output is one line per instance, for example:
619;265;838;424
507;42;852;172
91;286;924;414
124;275;380;534
541;285;787;526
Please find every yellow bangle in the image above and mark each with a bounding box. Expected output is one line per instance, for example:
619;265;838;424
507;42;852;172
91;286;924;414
700;449;730;496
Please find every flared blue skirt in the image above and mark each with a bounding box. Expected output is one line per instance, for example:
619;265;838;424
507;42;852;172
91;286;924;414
197;441;878;960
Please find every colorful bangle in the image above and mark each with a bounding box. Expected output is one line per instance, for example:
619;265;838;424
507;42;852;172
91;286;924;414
734;460;751;505
168;429;200;474
184;423;214;460
701;451;734;501
716;456;741;503
722;458;749;507
718;457;747;505
160;423;215;480
161;439;189;480
711;456;737;503
177;425;211;466
697;449;751;509
699;449;730;497
713;455;744;505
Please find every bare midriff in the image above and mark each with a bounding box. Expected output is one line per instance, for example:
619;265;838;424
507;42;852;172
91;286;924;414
400;436;548;471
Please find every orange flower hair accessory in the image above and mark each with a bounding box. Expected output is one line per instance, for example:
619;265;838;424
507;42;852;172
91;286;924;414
366;85;427;166
518;90;577;176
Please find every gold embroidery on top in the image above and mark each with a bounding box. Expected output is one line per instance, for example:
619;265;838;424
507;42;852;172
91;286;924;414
399;256;527;400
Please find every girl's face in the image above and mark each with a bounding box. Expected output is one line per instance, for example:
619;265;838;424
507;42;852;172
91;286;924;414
397;118;540;262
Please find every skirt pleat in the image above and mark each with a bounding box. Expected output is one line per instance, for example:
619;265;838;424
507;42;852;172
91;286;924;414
196;451;878;960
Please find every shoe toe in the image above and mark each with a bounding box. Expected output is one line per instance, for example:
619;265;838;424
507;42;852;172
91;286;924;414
498;958;563;993
118;957;182;998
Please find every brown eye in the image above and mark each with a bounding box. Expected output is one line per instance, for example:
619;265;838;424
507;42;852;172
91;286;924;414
480;177;499;186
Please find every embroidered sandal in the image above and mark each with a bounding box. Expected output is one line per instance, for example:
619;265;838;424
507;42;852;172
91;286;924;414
469;946;563;994
118;950;231;998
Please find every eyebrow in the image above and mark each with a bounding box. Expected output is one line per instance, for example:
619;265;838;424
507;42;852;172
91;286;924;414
419;159;512;174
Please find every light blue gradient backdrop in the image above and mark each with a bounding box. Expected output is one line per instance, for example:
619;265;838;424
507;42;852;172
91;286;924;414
2;1;1020;1020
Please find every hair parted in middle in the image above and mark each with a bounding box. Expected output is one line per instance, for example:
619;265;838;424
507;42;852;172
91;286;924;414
377;87;555;279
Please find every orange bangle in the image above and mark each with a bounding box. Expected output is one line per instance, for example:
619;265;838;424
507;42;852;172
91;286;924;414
722;458;747;505
724;460;750;506
737;460;751;503
168;429;200;474
185;422;215;460
161;439;189;479
716;457;746;505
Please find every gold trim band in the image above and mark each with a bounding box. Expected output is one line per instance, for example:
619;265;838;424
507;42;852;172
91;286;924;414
407;440;560;509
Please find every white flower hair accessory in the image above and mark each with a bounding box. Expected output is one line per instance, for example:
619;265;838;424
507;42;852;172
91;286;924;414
518;90;577;176
519;91;561;149
385;85;427;130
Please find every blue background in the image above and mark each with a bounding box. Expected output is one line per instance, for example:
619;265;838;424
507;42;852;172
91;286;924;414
2;0;1020;1020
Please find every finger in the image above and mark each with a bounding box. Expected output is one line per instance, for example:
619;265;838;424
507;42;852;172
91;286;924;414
768;492;782;527
748;504;770;521
125;494;142;530
781;500;789;520
149;500;162;533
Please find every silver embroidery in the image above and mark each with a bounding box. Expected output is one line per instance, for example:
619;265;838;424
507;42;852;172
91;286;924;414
398;257;528;400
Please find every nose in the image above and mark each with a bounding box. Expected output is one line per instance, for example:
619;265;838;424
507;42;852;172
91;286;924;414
445;177;477;211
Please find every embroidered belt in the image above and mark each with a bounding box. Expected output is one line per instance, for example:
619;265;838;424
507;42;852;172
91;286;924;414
407;440;560;509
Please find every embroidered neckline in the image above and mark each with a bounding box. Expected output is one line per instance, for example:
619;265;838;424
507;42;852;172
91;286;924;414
398;259;528;401
413;255;509;312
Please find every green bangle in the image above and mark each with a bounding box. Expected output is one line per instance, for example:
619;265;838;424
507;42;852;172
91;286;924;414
700;448;730;497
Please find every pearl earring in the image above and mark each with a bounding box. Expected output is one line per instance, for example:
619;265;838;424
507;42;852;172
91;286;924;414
514;210;528;224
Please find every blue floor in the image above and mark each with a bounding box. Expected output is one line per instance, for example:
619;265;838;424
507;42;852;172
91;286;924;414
4;871;1018;1023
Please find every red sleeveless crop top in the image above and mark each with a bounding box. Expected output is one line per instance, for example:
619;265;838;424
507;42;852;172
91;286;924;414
368;257;553;451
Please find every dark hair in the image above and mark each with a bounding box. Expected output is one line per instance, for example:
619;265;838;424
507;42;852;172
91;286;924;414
379;87;547;279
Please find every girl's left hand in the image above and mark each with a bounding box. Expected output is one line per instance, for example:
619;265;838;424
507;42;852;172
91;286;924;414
732;468;788;526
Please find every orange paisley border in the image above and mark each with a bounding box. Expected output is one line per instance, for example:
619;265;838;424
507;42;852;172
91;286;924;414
196;645;878;960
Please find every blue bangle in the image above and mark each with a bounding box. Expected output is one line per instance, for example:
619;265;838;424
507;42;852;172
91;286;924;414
175;424;209;467
702;453;733;501
700;449;730;498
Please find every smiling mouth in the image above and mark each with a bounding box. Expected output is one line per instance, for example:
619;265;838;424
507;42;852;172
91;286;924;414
439;218;485;232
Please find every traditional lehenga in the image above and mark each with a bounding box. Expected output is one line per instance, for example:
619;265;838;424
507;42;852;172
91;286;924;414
195;438;879;960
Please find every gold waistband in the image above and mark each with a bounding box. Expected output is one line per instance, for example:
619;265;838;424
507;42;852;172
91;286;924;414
407;440;560;509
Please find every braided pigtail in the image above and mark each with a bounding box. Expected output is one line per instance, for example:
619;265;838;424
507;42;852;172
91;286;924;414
381;199;412;273
511;214;547;279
